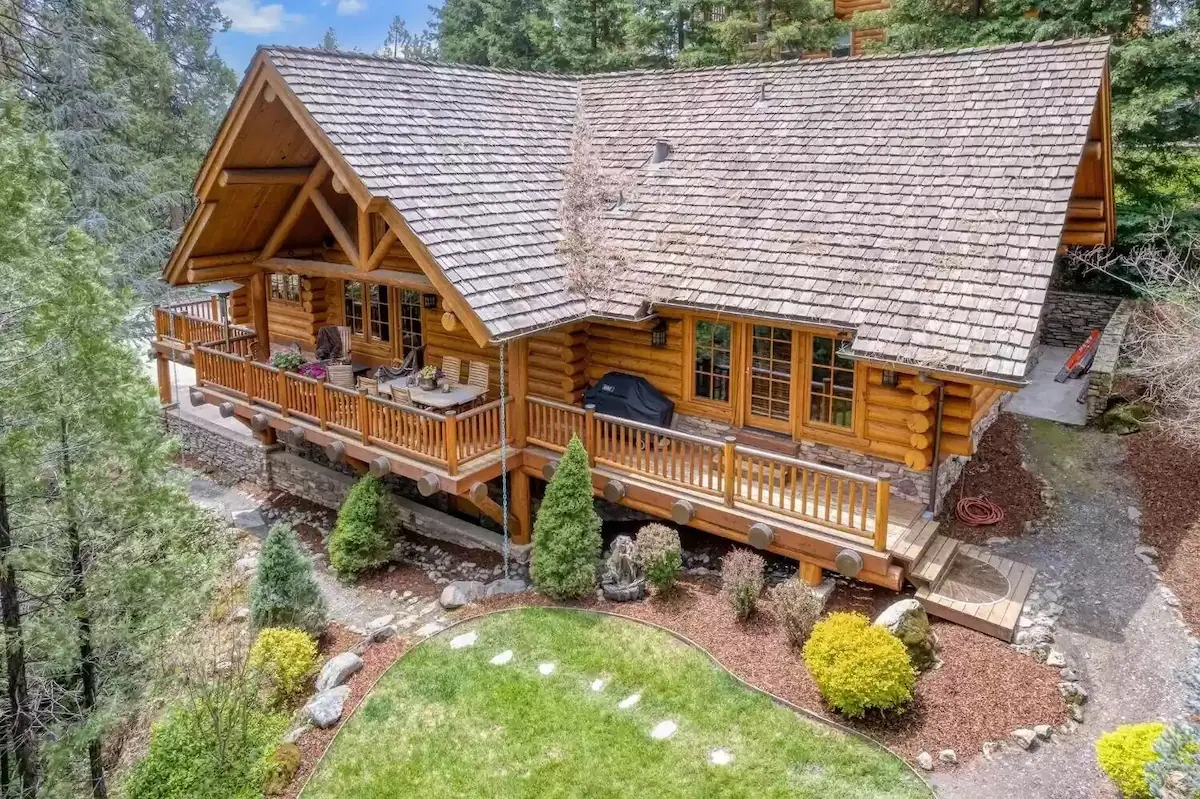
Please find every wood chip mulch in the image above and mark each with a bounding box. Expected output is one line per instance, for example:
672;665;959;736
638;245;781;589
939;413;1047;545
1127;430;1200;632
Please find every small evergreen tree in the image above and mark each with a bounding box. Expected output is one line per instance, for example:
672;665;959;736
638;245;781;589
531;435;602;599
250;524;326;635
328;475;395;581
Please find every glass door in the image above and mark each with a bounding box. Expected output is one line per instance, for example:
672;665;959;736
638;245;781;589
746;325;794;431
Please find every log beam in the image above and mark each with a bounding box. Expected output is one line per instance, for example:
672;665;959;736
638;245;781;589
310;190;359;266
363;229;398;272
218;167;312;187
357;207;371;271
259;160;331;261
511;470;531;545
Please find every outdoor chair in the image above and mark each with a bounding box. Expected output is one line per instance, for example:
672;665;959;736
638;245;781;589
442;355;463;384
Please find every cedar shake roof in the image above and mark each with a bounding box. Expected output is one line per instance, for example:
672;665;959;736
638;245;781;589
265;38;1111;381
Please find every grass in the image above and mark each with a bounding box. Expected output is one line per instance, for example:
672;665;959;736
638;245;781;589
302;608;931;798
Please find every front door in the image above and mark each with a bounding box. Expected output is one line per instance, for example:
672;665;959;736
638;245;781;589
745;324;795;432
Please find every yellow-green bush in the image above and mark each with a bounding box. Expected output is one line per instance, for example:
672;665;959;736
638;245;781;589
249;628;319;704
802;612;915;718
1096;722;1166;798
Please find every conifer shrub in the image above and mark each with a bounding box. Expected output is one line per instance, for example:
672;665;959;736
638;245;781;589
721;548;765;620
802;612;915;718
770;578;826;647
250;523;326;635
636;523;682;594
531;435;602;599
248;628;319;705
1096;722;1166;798
328;475;395;581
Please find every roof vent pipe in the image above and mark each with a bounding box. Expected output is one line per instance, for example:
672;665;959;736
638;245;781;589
651;140;670;165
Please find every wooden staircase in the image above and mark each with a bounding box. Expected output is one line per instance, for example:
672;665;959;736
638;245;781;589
892;519;1036;642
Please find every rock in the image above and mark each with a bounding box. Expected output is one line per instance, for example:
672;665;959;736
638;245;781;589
231;509;266;530
982;741;1001;759
1061;667;1080;682
304;686;350;729
370;625;397;643
1101;401;1149;435
485;578;528;598
1042;589;1059;603
234;555;258;576
1136;544;1158;559
873;599;938;671
315;652;363;692
1128;506;1143;523
367;614;395;631
282;724;309;744
938;749;958;765
1069;704;1084;723
916;752;934;771
986;536;1011;546
1059;682;1088;705
1162;587;1182;608
1011;729;1037;750
231;606;250;622
440;580;486;609
264;743;301;796
1034;724;1053;740
1046;649;1066;667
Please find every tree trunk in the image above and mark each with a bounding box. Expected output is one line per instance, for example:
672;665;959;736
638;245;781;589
59;421;106;799
0;472;37;799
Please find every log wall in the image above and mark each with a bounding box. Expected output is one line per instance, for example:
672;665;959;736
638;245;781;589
527;323;590;403
266;276;329;347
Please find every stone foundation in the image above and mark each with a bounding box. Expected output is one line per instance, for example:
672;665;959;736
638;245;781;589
1040;290;1122;348
163;409;274;484
1085;299;1135;423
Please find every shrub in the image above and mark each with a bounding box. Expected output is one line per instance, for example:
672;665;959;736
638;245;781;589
250;523;326;635
531;435;602;599
636;523;682;594
263;743;301;796
770;578;826;647
1096;722;1166;798
721;548;765;620
270;351;304;372
802;612;915;718
248;628;319;704
123;699;287;799
328;475;395;580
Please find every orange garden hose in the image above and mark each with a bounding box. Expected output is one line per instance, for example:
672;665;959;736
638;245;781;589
956;496;1005;526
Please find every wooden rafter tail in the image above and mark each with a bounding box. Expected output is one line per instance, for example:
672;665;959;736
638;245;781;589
259;160;331;261
310;190;359;266
218;167;313;187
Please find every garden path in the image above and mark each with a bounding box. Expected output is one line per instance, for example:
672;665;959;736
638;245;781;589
933;420;1194;798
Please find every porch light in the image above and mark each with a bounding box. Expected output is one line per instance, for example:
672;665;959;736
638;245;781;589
881;369;900;388
651;320;669;348
200;280;244;351
422;293;438;310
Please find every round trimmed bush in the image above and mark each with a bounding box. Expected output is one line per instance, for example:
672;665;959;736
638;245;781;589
636;523;682;594
1096;722;1166;798
328;474;396;580
802;612;915;717
249;628;319;704
721;548;765;620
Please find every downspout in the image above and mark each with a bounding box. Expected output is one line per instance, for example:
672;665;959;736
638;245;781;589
926;378;946;518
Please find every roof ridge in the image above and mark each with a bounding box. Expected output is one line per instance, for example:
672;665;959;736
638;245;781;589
262;36;1110;84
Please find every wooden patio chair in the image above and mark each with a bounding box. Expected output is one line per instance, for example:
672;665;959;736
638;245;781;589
388;386;414;407
466;361;490;407
441;355;463;384
357;376;379;395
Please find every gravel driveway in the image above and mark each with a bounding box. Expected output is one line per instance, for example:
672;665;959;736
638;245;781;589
933;420;1194;798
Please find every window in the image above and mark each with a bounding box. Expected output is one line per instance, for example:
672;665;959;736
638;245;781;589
399;289;423;356
344;280;364;335
269;273;301;303
692;320;732;403
832;30;852;58
749;325;793;423
807;335;855;429
368;284;390;343
345;280;392;345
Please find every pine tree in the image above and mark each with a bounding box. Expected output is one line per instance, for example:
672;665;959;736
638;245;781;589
250;524;327;635
531;435;602;599
322;27;341;51
382;16;437;58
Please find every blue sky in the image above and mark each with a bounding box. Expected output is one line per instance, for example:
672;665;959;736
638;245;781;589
214;0;435;70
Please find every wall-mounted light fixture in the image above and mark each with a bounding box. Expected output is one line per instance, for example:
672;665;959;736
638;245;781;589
422;293;438;310
882;369;900;388
651;320;669;348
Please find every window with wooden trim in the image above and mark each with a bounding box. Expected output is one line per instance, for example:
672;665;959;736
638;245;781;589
749;325;793;423
692;319;733;404
831;29;852;58
399;289;423;356
269;273;301;304
343;281;391;344
807;334;855;429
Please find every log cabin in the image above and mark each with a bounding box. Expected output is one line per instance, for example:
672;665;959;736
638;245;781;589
153;38;1115;639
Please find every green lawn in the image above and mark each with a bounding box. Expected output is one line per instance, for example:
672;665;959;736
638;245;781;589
302;608;931;799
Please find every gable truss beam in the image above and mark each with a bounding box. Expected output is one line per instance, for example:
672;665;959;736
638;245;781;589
309;189;360;266
218;167;314;187
259;160;331;261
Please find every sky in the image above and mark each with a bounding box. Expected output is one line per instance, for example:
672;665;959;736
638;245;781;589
213;0;434;70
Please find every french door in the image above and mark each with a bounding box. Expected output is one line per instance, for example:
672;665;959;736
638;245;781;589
745;324;796;432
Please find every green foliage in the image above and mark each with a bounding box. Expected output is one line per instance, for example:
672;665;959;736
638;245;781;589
328;475;396;581
270;352;304;372
770;578;826;647
531;435;602;599
1148;655;1200;797
1097;723;1167;798
249;628;319;705
803;612;915;717
635;523;682;594
122;702;287;799
263;743;302;796
251;524;327;635
721;548;765;620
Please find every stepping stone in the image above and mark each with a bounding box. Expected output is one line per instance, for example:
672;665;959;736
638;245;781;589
590;678;606;692
538;662;556;676
415;622;444;637
450;631;478;650
709;749;733;766
650;720;677;740
618;693;641;709
490;650;513;665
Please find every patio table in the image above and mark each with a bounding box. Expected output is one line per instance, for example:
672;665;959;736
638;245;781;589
382;378;485;411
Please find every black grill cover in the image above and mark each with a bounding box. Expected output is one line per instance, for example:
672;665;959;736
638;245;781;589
584;372;675;428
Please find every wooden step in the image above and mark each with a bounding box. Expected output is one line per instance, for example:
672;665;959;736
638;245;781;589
891;517;939;568
916;544;1037;642
908;534;958;587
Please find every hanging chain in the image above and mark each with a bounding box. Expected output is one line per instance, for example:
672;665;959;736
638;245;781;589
499;341;510;580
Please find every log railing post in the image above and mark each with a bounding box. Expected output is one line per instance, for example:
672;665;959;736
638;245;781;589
316;380;329;431
178;315;191;347
873;474;891;551
584;404;596;466
358;389;370;444
243;359;254;404
278;371;289;418
723;436;737;508
445;411;459;476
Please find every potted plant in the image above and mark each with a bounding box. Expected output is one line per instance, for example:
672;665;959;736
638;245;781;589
298;362;328;380
271;351;304;372
417;364;441;391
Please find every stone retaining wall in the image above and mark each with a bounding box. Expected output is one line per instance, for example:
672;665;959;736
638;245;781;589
163;409;274;485
1040;290;1122;348
1085;299;1135;423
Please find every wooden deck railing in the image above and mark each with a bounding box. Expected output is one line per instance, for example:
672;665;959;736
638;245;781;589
154;299;255;353
526;396;890;549
193;345;508;474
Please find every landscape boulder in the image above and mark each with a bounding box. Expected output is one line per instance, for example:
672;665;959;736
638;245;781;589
440;580;486;609
304;685;351;729
315;652;363;692
873;599;939;670
485;578;528;598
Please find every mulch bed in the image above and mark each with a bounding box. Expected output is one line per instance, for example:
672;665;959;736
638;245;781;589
1127;429;1200;632
939;413;1047;545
